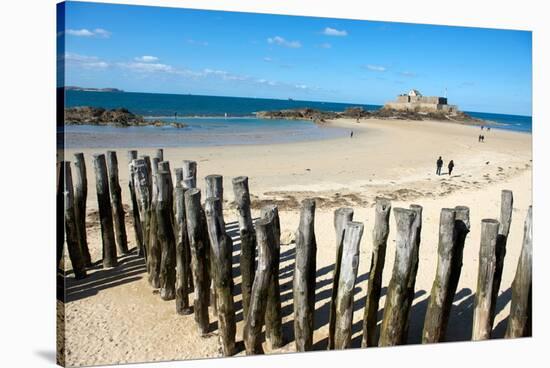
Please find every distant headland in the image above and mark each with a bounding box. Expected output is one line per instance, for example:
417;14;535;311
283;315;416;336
65;86;125;93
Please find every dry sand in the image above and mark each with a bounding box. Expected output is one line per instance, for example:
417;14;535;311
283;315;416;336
59;118;532;366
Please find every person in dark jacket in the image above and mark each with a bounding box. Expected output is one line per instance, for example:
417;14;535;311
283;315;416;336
448;160;454;175
436;156;443;175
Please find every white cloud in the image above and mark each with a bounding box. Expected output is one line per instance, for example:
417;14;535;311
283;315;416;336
267;36;301;48
365;64;387;72
118;62;175;73
319;43;332;49
263;57;273;62
134;55;159;63
323;27;347;36
93;28;111;38
66;29;94;37
64;52;109;69
295;84;308;89
66;28;111;38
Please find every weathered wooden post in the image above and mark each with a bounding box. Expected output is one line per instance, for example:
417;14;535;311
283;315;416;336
422;208;457;343
92;154;118;268
133;159;150;261
73;153;92;267
402;204;423;340
204;175;223;317
175;168;183;187
174;185;192;314
261;205;283;350
205;174;223;202
63;162;87;279
328;207;354;349
334;221;364;349
443;206;470;334
185;188;210;335
157;169;176;300
155;148;164;162
141;155;153;203
293;199;317;352
491;190;513;326
205;197;236;356
182;160;197;189
175;167;193;290
128;151;144;256
378;207;417;346
57;162;64;269
243;215;276;355
106;151;129;255
362;198;391;347
232;176;256;324
472;218;500;341
147;157;161;288
505;206;532;338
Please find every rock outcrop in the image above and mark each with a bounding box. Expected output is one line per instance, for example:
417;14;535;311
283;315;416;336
64;107;187;128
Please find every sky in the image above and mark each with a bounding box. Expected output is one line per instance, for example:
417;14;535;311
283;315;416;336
59;1;533;115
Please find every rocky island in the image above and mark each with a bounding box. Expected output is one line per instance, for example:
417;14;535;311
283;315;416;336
256;90;490;126
64;107;187;128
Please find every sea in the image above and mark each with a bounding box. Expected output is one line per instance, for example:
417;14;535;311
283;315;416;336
61;90;532;148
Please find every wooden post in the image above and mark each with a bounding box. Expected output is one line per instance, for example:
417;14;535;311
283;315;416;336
472;218;500;341
402;204;422;341
141;155;153;203
232;176;256;324
185;188;210;335
175;167;183;184
73;153;92;267
293;198;317;352
92;154;118;268
106;151;129;255
362;198;391;347
328;207;354;349
157;169;177;300
205;197;237;356
379;207;417;346
128;151;144;256
443;206;470;335
182;160;197;189
491;190;513;326
205;174;223;202
422;208;457;343
174;186;192;314
175;167;193;291
133;159;150;261
261;204;283;350
334;221;364;349
243;215;276;355
147;157;161;288
505;206;532;338
63;162;87;279
155;148;164;162
57;162;64;269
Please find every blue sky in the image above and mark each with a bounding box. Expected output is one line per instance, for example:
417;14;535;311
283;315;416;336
59;1;532;115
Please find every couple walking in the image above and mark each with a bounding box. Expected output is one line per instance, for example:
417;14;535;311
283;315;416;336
436;156;454;176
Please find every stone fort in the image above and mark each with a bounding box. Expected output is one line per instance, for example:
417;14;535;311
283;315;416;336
384;89;458;113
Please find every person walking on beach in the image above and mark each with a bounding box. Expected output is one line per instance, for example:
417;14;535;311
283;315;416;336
448;160;454;176
478;134;482;142
481;135;485;142
436;156;443;175
350;130;354;138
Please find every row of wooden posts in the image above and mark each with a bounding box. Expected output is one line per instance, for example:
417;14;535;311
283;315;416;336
58;148;532;356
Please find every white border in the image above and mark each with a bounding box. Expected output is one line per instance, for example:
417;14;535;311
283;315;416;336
0;1;547;367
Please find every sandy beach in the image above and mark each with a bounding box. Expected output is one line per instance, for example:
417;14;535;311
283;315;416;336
59;118;532;366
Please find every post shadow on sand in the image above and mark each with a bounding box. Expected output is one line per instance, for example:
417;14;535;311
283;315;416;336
63;248;147;303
